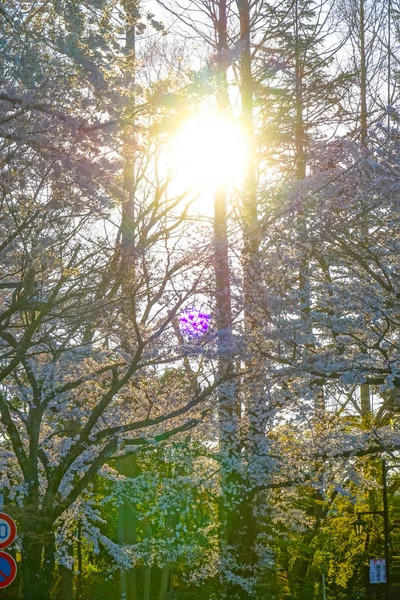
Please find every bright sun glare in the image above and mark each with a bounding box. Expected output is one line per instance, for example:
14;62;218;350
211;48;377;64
170;112;248;193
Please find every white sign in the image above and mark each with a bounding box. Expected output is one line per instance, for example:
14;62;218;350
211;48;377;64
370;559;386;584
0;514;17;550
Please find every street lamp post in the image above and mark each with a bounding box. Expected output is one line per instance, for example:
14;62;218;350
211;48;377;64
353;459;391;600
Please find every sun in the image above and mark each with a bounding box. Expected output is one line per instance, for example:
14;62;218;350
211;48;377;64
170;111;248;193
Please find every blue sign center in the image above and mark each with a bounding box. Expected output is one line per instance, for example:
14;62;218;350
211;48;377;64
0;555;12;581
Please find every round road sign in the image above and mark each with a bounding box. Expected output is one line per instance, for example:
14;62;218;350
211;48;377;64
0;551;17;589
0;514;17;549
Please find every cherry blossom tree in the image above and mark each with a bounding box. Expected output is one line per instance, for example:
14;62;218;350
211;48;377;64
0;3;230;599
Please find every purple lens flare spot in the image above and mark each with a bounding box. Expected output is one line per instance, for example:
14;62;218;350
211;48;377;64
179;308;211;338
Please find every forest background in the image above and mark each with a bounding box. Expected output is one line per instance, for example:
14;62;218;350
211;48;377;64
0;0;399;599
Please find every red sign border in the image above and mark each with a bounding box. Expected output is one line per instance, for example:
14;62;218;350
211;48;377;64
0;551;17;588
0;514;17;549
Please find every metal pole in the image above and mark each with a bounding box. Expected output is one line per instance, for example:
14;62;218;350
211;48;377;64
322;571;327;600
382;459;391;600
388;0;391;130
118;500;127;600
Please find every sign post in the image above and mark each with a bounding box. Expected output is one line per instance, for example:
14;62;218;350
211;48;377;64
0;513;17;589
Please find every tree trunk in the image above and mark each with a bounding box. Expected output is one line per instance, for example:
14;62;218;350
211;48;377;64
294;0;306;179
43;531;56;594
20;498;56;600
158;565;170;600
213;0;242;596
56;564;73;600
143;565;151;600
22;538;50;600
75;524;83;600
116;456;140;600
359;0;367;145
236;0;263;595
213;85;244;600
118;501;127;600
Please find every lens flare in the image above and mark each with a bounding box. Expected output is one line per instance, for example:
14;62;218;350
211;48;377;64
179;308;211;339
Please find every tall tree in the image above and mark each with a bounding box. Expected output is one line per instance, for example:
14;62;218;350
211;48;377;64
333;0;400;140
0;3;228;598
256;0;344;176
